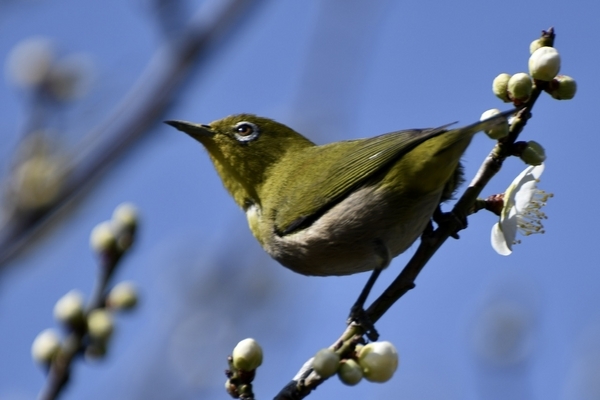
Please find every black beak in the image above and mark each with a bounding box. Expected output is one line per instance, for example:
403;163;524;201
164;120;214;140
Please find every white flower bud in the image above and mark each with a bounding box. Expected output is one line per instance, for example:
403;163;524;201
548;75;577;100
480;109;509;140
358;341;399;383
112;203;138;252
6;37;55;88
312;348;340;378
53;290;85;325
520;141;546;166
232;338;263;371
507;73;533;103
106;281;138;310
112;203;138;231
87;309;114;341
529;47;561;81
492;73;511;102
338;359;363;386
31;329;61;364
89;221;116;254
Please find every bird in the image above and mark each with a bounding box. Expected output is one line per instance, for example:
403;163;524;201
165;110;513;330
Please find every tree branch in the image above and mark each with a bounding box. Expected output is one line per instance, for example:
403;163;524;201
0;0;266;270
273;27;556;400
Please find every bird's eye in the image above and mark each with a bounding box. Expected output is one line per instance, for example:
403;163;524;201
236;123;254;136
233;121;260;142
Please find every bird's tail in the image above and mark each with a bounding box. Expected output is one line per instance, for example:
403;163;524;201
402;108;518;195
453;108;517;137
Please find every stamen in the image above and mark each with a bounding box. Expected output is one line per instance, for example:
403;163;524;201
515;189;553;240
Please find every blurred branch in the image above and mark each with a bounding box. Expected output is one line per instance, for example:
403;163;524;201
38;206;138;400
273;27;556;400
39;248;121;400
0;0;265;270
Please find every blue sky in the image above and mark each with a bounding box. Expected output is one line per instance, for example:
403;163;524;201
0;0;598;399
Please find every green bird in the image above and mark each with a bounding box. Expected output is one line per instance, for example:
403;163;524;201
165;110;512;318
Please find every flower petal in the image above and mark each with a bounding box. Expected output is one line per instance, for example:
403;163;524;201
491;222;512;255
504;167;533;206
514;164;545;212
514;180;537;212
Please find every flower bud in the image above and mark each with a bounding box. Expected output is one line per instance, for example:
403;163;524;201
232;338;263;371
507;73;532;104
358;341;399;383
312;348;340;378
480;109;509;140
492;73;511;102
106;281;138;310
529;47;561;81
87;309;114;341
548;75;577;100
225;379;238;397
520;141;546;166
89;221;116;254
53;290;85;325
111;203;138;252
529;39;544;54
31;329;61;364
112;203;138;231
6;37;55;88
338;359;363;386
13;156;64;212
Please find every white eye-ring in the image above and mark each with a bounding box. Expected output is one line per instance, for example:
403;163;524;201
233;121;260;142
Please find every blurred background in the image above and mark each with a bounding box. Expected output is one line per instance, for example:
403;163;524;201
0;0;597;399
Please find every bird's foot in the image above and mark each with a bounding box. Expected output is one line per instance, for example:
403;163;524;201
346;267;382;341
433;207;467;239
347;305;379;342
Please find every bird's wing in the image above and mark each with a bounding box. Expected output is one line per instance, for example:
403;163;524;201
273;124;455;235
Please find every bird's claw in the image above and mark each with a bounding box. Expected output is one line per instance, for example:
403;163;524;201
433;208;467;239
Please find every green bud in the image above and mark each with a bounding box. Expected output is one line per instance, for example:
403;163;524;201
12;155;64;212
106;281;138;310
31;329;61;364
548;75;577;100
358;341;399;383
520;141;546;166
53;290;85;326
507;73;533;104
89;221;116;254
480;109;509;140
312;348;340;378
529;39;544;54
492;73;511;102
529;47;561;81
232;338;263;371
338;359;363;386
87;309;114;341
